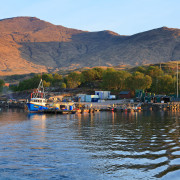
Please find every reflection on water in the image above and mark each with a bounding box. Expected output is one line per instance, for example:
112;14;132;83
75;111;180;179
0;109;180;179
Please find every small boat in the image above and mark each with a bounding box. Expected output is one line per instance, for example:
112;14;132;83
27;79;48;112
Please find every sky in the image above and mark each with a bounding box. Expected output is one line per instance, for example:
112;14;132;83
1;0;180;35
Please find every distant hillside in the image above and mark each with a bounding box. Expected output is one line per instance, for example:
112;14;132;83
0;16;180;76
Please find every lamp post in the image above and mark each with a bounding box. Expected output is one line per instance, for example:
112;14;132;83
177;61;179;98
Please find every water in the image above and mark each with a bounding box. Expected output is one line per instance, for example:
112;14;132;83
0;109;180;180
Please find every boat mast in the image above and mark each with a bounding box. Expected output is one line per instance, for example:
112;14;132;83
38;79;44;93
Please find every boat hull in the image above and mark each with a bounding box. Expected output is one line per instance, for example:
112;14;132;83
27;103;48;112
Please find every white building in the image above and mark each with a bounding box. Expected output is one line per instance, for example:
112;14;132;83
95;91;110;100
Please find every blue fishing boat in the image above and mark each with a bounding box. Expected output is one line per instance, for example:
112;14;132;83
27;79;48;112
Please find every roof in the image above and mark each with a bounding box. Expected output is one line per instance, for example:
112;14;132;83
119;91;130;95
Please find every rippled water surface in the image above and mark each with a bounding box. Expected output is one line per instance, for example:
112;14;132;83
0;109;180;179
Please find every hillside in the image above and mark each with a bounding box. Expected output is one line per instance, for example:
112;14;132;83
0;16;180;76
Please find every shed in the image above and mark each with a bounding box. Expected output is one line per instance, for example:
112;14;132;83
77;94;86;102
119;91;131;99
85;95;92;102
85;95;99;102
91;95;99;102
95;91;110;99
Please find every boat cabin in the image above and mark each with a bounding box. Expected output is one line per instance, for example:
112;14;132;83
30;98;47;104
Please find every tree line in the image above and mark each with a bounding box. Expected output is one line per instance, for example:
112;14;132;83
8;65;179;95
0;79;5;93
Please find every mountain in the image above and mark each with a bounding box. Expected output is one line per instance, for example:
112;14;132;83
0;16;180;76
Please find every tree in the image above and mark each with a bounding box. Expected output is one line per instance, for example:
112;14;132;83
127;72;152;90
0;79;5;92
136;66;146;73
81;69;96;83
116;71;131;90
43;80;50;87
147;66;164;77
0;79;5;87
102;70;131;90
106;67;116;72
92;67;104;80
81;68;105;84
54;73;62;81
16;74;41;91
61;82;66;88
102;70;117;90
42;73;53;83
53;73;63;86
66;72;81;88
151;75;176;94
146;66;164;93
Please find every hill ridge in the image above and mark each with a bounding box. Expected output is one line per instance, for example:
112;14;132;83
0;16;180;76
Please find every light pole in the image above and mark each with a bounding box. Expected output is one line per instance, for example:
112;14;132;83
177;61;179;98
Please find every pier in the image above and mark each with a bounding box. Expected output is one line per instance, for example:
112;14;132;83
1;99;180;114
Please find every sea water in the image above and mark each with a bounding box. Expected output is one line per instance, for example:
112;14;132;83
0;109;180;179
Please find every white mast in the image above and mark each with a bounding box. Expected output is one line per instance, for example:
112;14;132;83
38;79;44;93
177;61;179;98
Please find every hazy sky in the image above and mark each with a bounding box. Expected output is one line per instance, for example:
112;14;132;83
1;0;180;35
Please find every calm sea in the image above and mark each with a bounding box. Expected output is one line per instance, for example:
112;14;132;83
0;109;180;180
